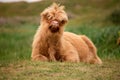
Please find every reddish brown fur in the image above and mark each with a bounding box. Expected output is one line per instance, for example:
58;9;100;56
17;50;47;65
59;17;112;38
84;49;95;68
31;3;102;64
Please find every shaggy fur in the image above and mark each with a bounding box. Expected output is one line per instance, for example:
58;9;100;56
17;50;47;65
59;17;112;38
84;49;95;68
31;3;102;64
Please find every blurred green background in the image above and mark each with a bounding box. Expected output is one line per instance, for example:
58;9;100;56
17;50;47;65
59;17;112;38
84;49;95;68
0;0;120;80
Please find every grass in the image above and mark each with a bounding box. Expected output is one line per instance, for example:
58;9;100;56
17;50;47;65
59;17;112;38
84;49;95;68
0;60;120;80
0;24;36;62
0;23;120;80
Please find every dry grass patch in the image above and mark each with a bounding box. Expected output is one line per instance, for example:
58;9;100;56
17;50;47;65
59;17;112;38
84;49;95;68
0;59;120;80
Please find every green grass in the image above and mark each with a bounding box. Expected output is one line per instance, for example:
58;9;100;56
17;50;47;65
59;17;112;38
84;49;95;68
0;24;37;63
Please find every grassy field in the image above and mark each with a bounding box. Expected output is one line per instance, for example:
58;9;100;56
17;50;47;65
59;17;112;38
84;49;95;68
0;60;120;80
0;0;120;80
0;23;120;80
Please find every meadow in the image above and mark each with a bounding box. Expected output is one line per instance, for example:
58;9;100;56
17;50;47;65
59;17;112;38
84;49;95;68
0;0;120;80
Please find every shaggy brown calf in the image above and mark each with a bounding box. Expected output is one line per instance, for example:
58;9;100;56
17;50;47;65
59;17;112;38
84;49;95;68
31;3;102;64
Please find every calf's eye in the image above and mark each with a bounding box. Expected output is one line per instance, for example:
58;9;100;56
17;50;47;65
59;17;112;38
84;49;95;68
61;20;65;24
